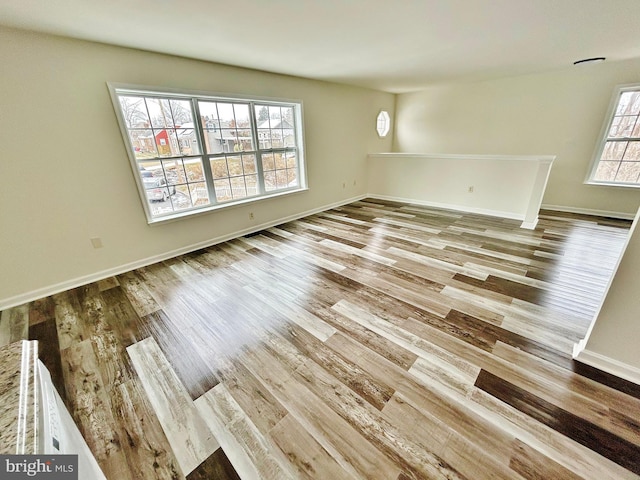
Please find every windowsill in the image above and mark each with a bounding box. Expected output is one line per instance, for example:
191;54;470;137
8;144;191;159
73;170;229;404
146;187;309;225
584;181;640;189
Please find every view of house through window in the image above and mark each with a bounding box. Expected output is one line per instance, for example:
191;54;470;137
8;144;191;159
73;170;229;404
110;86;304;221
589;85;640;185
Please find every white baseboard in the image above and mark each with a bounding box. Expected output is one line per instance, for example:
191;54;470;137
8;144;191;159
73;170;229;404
0;194;367;311
573;344;640;386
541;204;636;220
365;193;525;221
520;218;539;230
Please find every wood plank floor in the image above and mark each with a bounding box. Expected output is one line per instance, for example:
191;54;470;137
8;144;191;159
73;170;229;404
2;199;640;479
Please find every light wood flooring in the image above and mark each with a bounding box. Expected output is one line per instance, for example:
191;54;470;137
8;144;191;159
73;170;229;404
2;199;640;479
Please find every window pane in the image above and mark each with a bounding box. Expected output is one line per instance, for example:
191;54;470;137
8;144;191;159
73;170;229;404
286;152;297;169
199;101;223;154
139;160;162;177
169;99;194;127
264;171;276;191
242;154;257;174
198;101;219;125
246;174;258;196
609;116;637;138
227;155;243;176
147;98;174;128
162;159;186;185
230;176;247;199
233;104;250;125
129;129;158;158
119;96;150;128
272;131;284;148
281;107;294;125
204;130;224;154
600;141;627;160
234;135;253;152
185;158;205;182
593;161;619;182
217;103;235;124
154;128;178;156
616;92;640;116
262;153;275;171
623;141;640;161
255;105;269;123
189;182;209;206
236;129;254;150
210;158;228;179
283;129;295;147
176;129;200;155
286;169;298;187
614;162;640;183
269;106;282;123
141;162;172;216
173;184;193;210
214;179;232;202
274;152;286;169
137;156;210;216
276;170;288;188
220;129;236;153
257;129;272;149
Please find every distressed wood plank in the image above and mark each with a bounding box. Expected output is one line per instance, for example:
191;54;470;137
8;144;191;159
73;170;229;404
127;337;219;476
0;305;29;347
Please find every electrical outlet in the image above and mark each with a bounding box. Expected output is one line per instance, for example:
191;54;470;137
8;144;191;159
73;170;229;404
90;237;103;249
342;182;346;189
249;212;254;220
468;186;474;193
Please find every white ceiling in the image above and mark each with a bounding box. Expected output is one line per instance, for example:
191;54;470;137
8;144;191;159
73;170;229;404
1;0;640;93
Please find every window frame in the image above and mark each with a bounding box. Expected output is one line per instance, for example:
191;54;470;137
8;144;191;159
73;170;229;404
586;82;640;188
107;83;307;223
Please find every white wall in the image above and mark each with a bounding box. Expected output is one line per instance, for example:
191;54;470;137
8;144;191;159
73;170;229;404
394;58;640;216
367;153;553;228
0;27;394;307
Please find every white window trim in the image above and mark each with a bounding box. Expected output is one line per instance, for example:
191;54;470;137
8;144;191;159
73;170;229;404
585;82;640;188
107;82;308;223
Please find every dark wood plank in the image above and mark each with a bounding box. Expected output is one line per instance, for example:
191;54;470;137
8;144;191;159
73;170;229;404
475;369;640;475
28;296;55;327
28;316;66;405
452;274;548;305
573;360;640;400
186;448;240;480
445;309;574;370
111;378;184;479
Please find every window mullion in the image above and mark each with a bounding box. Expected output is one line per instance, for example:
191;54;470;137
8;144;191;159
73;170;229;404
250;103;267;195
192;98;218;205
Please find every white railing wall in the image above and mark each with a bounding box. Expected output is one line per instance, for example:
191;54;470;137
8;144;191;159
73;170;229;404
367;153;555;229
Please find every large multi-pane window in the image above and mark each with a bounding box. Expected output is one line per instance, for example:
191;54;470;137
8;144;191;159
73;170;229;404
109;85;305;222
588;84;640;186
